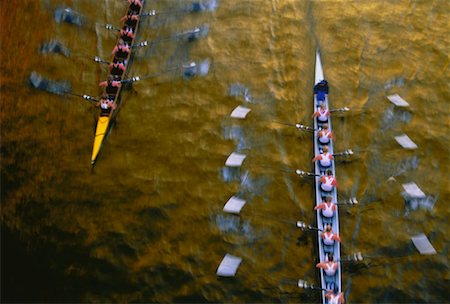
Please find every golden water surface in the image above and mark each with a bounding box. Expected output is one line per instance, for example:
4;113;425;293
1;0;449;303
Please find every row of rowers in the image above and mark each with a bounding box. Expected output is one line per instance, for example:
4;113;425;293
312;81;344;303
96;1;143;112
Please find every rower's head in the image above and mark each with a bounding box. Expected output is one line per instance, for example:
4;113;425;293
322;124;329;130
326;195;332;203
323;146;329;153
325;224;332;232
118;38;125;45
101;94;108;101
320;103;326;109
107;75;113;83
328;253;334;261
326;169;333;176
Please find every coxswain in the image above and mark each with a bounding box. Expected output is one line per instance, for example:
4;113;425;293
314;79;329;103
128;0;142;12
120;10;139;28
314;195;336;218
318;124;334;144
312;145;333;168
109;60;126;77
120;25;135;44
321;224;341;246
112;39;130;58
99;75;121;95
316;253;338;276
97;95;116;112
320;169;337;192
313;103;330;122
326;287;345;304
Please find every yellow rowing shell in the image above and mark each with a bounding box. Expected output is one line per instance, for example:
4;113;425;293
91;116;110;164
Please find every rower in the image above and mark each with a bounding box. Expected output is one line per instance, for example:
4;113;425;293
120;10;139;28
112;39;130;58
313;103;330;123
109;60;126;77
314;195;336;220
321;224;341;246
97;94;116;113
99;75;121;96
326;286;345;304
316;253;338;277
320;169;337;192
128;0;142;12
312;145;333;168
318;124;334;144
314;79;329;104
120;25;135;44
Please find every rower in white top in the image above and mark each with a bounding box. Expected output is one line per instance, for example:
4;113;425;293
316;253;338;276
320;169;337;192
321;224;341;246
318;124;334;144
314;195;336;218
312;145;333;168
326;287;345;304
313;103;330;122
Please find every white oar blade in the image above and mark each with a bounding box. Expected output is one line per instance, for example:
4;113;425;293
216;254;242;277
395;134;418;149
402;182;426;198
411;233;436;255
230;105;251;119
225;152;246;167
223;196;247;214
387;94;410;107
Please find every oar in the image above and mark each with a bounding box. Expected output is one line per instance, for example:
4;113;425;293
28;72;99;104
297;279;328;292
329;107;350;113
271;121;318;132
295;170;321;177
333;149;354;157
142;1;219;16
123;59;210;83
296;221;323;232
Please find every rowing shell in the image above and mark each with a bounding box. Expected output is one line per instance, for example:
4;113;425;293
91;1;145;165
313;50;342;303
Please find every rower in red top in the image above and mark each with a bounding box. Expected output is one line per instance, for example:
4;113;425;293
314;195;336;218
312;145;333;168
99;75;121;96
318;124;334;144
109;60;126;77
313;103;330;123
112;39;130;59
120;25;135;44
316;253;338;276
320;169;337;192
96;94;116;112
120;10;139;28
321;224;341;246
326;287;345;304
128;0;142;12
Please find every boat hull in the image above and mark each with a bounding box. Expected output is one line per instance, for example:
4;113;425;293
313;50;342;303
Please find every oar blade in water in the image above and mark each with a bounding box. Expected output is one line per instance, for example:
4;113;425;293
395;134;418;149
402;182;426;198
230;105;251;119
223;196;247;214
387;94;410;107
40;40;70;57
216;254;242;277
411;234;436;255
54;7;85;26
28;72;70;96
225;152;246;167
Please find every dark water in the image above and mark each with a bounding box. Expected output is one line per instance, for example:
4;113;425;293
1;0;449;303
